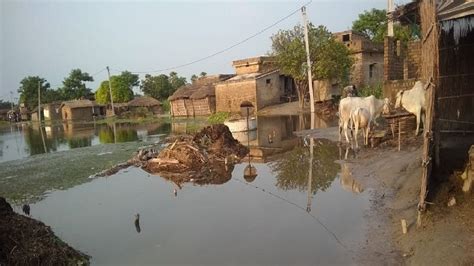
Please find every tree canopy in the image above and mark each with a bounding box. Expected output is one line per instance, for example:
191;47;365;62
0;100;14;109
140;74;174;101
17;76;51;110
271;24;353;107
169;71;187;90
140;72;187;101
59;69;94;100
95;71;139;104
191;74;198;83
352;8;419;43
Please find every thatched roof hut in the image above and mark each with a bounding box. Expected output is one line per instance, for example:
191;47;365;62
128;96;161;107
168;75;234;117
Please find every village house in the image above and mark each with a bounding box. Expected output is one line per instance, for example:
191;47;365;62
215;56;295;113
31;102;63;122
334;30;384;89
61;99;105;121
127;96;162;115
169;74;234;117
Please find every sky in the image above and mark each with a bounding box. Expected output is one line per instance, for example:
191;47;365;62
0;0;409;100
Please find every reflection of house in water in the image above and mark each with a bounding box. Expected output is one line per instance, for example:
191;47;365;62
234;114;336;162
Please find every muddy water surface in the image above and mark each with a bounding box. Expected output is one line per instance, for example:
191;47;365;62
5;115;371;264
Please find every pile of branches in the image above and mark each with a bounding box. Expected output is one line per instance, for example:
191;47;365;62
0;197;89;265
132;124;249;185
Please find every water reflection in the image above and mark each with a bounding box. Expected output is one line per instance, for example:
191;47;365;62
0;122;171;162
270;139;339;194
339;163;364;194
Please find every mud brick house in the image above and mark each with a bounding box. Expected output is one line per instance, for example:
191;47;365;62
334;30;384;88
61;99;105;121
215;56;295;113
169;74;234;117
31;102;62;121
128;96;162;115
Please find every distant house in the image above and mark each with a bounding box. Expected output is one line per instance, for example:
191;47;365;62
334;30;384;88
0;109;10;121
32;102;62;122
169;75;234;117
61;100;105;121
128;96;162;115
215;56;295;113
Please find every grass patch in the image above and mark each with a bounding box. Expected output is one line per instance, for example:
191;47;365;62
207;112;230;124
358;83;383;99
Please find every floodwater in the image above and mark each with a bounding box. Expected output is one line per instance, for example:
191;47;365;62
5;114;370;264
0;122;171;163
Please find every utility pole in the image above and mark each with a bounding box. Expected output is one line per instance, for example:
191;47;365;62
387;0;394;37
9;91;14;112
37;81;41;123
302;6;315;114
106;66;115;116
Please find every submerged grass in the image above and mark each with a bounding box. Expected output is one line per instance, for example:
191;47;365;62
0;140;154;205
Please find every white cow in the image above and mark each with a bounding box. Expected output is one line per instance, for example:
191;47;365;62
395;81;426;136
339;95;389;143
350;107;371;148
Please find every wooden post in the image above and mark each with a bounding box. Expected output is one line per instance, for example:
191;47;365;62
398;119;401;151
418;0;439;213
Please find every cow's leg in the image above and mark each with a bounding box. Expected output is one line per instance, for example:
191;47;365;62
415;108;421;136
421;111;426;133
354;119;359;149
344;119;350;143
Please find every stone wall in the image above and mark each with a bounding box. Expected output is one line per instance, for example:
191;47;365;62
215;79;257;113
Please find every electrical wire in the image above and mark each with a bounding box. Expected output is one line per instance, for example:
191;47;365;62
111;0;312;74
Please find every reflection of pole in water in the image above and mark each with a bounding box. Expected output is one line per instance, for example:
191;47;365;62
306;112;315;212
113;122;117;144
306;137;314;213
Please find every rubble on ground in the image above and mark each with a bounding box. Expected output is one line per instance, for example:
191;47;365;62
129;124;249;185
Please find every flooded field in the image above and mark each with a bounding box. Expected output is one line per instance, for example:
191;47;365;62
1;115;371;264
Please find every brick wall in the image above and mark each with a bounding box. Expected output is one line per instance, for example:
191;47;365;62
215;79;257;113
384;37;421;81
192;98;212;116
383;79;417;102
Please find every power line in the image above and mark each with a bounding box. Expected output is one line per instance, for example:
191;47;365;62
112;0;312;75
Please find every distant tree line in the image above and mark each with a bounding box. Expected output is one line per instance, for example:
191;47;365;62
15;69;194;110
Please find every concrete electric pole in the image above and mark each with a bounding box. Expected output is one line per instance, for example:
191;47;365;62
106;66;115;116
301;6;315;114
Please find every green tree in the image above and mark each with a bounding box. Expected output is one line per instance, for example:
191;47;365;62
169;71;187;90
271;24;353;108
59;69;94;100
95;76;134;104
42;89;63;103
191;74;198;83
18;76;50;110
140;74;174;101
352;8;419;43
200;72;207;77
0;100;14;109
118;71;140;89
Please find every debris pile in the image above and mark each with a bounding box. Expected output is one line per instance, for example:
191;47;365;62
0;197;89;265
133;124;249;185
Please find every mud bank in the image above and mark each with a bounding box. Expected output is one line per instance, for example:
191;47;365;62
0;197;89;265
304;126;473;265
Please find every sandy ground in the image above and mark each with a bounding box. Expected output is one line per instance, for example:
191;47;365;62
305;127;474;265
